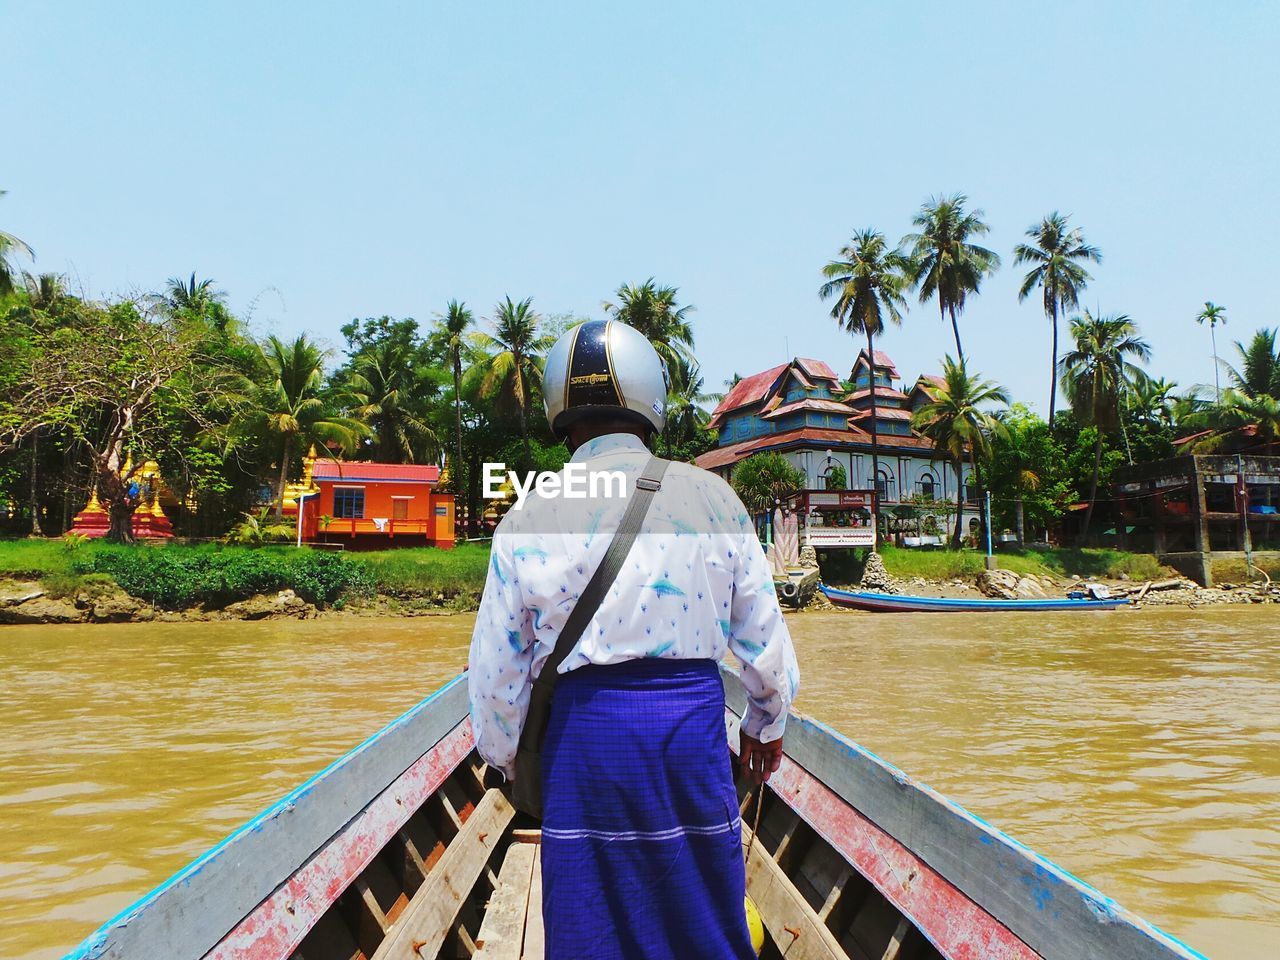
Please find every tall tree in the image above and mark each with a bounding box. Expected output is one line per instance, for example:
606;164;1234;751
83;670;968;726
819;229;911;549
0;190;34;294
658;360;718;460
1;298;227;542
602;279;695;373
469;297;552;461
1059;311;1151;544
1195;301;1228;402
347;339;438;463
238;335;365;515
902;194;1001;363
1014;213;1102;424
433;300;474;492
911;357;1010;548
1224;328;1280;399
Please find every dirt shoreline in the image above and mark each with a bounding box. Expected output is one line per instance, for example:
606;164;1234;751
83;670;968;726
3;568;1275;626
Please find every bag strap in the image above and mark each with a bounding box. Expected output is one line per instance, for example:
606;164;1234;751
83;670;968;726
531;454;670;692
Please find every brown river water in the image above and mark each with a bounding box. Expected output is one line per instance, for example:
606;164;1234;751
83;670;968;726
1;608;1277;959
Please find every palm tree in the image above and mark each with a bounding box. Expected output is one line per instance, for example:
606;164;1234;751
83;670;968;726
1014;213;1102;424
0;190;34;294
1059;312;1151;544
240;335;366;515
1224;328;1280;399
22;272;67;310
660;360;718;454
911;357;1010;548
1193;390;1280;457
1195;302;1228;401
433;300;473;489
470;297;553;456
160;273;224;314
1129;376;1180;427
347;339;438;463
602;279;695;373
819;229;912;549
902;194;1001;363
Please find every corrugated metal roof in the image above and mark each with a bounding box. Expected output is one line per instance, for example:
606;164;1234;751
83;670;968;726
311;461;441;483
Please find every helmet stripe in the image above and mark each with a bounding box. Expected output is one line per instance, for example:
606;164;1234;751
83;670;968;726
566;320;623;409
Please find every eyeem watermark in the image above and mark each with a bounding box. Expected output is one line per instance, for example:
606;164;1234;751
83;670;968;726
483;463;627;510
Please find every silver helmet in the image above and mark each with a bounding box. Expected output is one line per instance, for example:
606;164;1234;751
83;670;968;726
543;320;668;439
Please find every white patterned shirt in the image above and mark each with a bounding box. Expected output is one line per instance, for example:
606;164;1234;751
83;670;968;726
467;432;800;778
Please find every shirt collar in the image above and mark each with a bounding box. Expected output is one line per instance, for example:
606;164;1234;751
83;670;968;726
569;432;649;463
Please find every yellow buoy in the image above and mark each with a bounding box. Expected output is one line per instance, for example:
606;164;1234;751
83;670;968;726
745;895;765;955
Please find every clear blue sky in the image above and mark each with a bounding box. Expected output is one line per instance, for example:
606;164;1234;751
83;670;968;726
8;1;1278;413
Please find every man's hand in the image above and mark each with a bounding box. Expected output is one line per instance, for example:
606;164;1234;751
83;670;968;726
739;730;782;785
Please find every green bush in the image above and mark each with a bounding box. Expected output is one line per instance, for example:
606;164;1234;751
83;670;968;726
76;545;373;608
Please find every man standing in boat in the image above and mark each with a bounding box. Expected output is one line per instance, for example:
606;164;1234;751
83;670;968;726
468;319;799;960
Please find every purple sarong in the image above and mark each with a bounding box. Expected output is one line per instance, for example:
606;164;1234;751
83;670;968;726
541;658;755;960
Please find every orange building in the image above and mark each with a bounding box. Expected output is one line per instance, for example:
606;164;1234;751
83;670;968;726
298;460;455;548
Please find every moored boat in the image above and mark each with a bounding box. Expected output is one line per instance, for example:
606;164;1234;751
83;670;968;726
65;666;1199;960
821;583;1132;613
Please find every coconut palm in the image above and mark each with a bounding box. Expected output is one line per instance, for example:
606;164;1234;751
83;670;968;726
469;297;553;450
902;194;1001;363
911;357;1010;548
239;335;366;515
1014;213;1102;424
1194;390;1280;456
22;272;68;310
661;360;719;454
347;339;438;463
819;229;912;548
1129;376;1180;427
1059;312;1151;544
1224;328;1280;399
0;190;34;294
433;300;473;487
1195;302;1228;401
602;279;695;373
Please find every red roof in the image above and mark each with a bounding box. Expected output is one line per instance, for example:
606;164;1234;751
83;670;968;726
849;407;914;421
708;363;788;425
844;386;910;403
851;349;900;380
708;358;843;426
311;461;441;483
762;398;854;420
695;424;934;471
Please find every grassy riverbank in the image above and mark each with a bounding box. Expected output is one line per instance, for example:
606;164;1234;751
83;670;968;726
820;545;1171;584
0;539;491;612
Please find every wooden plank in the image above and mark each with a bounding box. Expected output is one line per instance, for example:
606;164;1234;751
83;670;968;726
67;674;473;960
720;667;1206;960
205;718;475;960
522;850;544;960
879;918;910;960
371;789;515;960
473;843;536;959
742;822;848;960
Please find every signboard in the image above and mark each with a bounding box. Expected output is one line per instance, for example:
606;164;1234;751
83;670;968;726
804;527;876;548
796;490;873;509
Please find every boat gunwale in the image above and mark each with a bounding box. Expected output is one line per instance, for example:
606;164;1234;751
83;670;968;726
719;665;1207;960
61;673;472;960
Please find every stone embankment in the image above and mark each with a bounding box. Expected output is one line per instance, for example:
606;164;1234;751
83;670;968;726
0;579;320;625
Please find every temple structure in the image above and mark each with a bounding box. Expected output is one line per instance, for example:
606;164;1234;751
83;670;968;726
695;350;979;544
68;458;175;539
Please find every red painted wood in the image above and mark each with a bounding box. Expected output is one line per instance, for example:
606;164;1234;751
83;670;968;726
763;748;1042;960
204;719;475;960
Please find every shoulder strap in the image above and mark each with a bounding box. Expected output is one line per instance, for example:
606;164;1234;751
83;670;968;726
533;455;670;689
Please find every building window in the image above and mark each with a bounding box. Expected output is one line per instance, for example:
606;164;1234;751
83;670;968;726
918;472;937;499
392;498;410;520
876;469;896;502
333;487;365;519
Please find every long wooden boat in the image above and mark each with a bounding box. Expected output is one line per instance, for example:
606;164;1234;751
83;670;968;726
821;584;1132;613
65;667;1203;960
